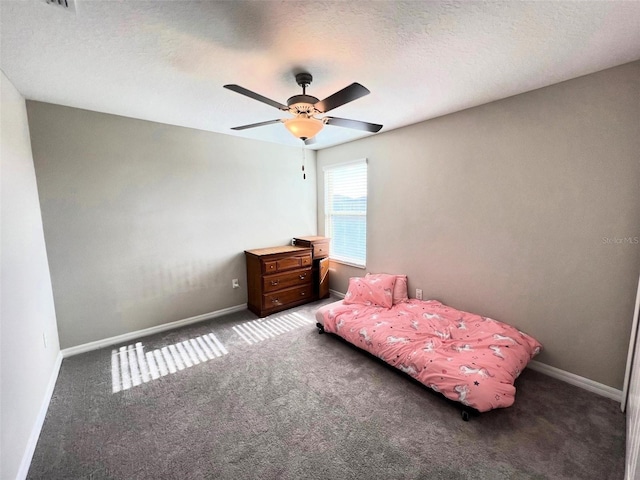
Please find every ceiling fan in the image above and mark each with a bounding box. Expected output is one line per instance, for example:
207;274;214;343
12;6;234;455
224;73;383;145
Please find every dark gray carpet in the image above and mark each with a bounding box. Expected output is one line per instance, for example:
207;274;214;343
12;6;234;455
28;298;625;479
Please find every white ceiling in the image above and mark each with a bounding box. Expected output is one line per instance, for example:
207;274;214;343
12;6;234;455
2;1;639;150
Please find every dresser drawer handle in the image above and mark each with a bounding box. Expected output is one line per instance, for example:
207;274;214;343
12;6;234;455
299;274;307;280
271;298;280;304
270;280;279;286
300;292;306;296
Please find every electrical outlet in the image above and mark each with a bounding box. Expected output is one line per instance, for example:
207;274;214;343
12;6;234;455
43;332;48;348
415;288;423;300
232;278;240;289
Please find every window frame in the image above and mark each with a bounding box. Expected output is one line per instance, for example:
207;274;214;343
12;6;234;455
323;158;368;269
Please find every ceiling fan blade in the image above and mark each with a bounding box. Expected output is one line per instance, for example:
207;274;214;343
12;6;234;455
304;137;316;146
324;116;383;133
224;84;288;111
314;83;370;113
230;119;283;130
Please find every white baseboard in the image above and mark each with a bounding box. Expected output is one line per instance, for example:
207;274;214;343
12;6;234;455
329;289;345;299
527;360;622;402
61;304;247;358
16;351;63;480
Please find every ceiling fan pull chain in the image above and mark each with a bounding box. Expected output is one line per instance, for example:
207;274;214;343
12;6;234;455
302;146;306;180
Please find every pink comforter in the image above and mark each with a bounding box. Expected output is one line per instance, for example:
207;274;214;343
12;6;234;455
317;299;542;412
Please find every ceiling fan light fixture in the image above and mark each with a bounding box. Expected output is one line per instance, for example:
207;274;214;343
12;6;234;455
284;116;323;140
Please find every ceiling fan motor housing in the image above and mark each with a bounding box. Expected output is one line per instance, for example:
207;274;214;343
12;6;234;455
287;94;320;115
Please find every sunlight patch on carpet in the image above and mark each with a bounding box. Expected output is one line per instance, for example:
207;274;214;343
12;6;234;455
232;313;314;345
111;333;228;393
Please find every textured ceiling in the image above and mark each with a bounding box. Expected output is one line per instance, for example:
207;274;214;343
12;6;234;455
1;1;639;150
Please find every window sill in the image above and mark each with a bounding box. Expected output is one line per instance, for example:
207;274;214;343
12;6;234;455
329;258;366;269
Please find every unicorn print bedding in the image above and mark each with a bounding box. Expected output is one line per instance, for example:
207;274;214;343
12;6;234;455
315;274;542;413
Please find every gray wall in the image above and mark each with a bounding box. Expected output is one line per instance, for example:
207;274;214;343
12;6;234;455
317;61;640;390
27;102;317;349
1;72;60;480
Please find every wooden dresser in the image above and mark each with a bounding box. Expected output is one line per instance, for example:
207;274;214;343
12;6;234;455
245;245;313;317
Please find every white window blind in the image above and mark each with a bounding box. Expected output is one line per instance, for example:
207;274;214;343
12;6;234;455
324;159;367;267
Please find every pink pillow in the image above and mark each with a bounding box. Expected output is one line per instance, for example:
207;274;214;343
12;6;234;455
366;273;408;304
344;274;396;308
392;275;409;304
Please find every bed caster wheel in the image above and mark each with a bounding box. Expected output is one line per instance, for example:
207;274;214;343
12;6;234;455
316;322;325;334
461;410;470;422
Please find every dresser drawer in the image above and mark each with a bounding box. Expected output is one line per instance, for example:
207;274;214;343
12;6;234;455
293;236;330;259
276;256;302;271
262;284;312;310
263;261;278;274
311;241;330;259
261;252;312;274
262;268;312;293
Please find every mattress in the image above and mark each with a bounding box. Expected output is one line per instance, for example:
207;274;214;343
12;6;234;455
316;299;542;413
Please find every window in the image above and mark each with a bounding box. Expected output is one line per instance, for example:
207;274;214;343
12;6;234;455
323;159;367;267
